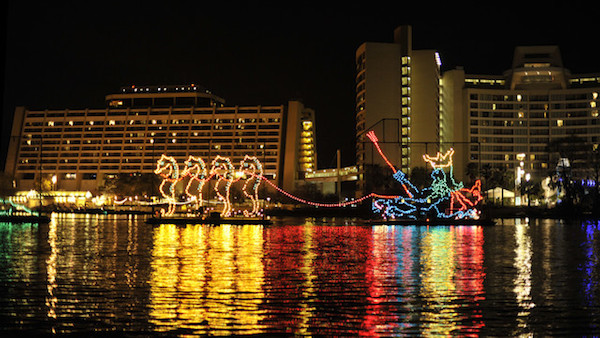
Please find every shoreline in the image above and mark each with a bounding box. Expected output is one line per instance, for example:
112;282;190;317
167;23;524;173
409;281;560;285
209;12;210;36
13;204;600;222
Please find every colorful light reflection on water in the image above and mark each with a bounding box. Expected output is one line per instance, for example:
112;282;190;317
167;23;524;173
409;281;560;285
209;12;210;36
0;216;599;335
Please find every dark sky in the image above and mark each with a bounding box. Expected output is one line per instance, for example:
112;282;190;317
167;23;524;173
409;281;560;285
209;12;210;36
2;1;599;170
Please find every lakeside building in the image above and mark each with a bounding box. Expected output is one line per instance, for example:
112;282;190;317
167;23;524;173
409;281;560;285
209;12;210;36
355;25;442;195
443;45;600;181
5;84;317;197
356;26;600;195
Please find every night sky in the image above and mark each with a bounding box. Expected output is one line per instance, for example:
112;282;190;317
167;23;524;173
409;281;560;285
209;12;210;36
2;1;599;170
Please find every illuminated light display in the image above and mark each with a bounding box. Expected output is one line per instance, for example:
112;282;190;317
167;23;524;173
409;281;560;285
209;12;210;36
182;155;208;208
154;154;266;217
155;154;184;216
210;155;236;217
153;152;403;216
239;155;263;217
366;130;414;198
423;149;455;168
260;177;397;207
366;131;397;174
151;131;480;219
367;131;482;220
0;197;38;216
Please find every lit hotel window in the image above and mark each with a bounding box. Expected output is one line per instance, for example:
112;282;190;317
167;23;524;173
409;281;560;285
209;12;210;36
557;120;564;127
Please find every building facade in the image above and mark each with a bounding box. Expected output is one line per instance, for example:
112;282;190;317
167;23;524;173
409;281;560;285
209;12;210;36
355;25;442;195
5;85;317;197
443;46;600;181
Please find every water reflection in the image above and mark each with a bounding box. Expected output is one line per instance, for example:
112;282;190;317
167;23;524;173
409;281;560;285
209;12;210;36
1;216;600;335
582;220;600;307
149;224;265;335
513;219;534;334
420;226;458;335
46;217;57;322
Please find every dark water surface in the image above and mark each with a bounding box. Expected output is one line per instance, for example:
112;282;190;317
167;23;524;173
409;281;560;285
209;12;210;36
1;214;599;336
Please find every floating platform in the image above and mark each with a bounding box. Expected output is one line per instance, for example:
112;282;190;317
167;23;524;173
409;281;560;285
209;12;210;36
366;218;495;226
146;216;273;225
0;214;52;224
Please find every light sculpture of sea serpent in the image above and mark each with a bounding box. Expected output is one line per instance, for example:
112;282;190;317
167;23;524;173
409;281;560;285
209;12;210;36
182;155;208;209
239;155;263;217
210;155;236;217
154;154;184;217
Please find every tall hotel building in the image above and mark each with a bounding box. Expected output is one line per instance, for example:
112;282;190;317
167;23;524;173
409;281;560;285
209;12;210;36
355;25;442;194
5;85;317;195
357;26;600;192
443;45;600;181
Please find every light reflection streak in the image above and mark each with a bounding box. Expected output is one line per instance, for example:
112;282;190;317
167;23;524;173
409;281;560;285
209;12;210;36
454;226;485;333
399;226;419;332
297;222;316;336
541;220;552;300
514;219;534;334
149;224;265;335
419;226;458;336
364;225;400;335
46;216;58;323
582;220;599;306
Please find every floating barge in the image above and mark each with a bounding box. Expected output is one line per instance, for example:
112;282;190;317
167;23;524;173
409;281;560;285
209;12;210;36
146;215;273;225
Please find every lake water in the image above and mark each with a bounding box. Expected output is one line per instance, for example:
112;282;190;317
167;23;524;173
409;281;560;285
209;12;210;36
0;214;599;336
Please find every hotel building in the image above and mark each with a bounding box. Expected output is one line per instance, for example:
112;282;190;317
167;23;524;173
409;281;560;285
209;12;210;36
443;45;600;181
355;25;442;195
5;84;317;196
357;26;600;192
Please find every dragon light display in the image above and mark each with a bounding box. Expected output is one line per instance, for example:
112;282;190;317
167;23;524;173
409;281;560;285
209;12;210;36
153;130;482;220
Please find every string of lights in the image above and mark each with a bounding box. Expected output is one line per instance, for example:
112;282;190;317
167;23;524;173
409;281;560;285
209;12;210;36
260;177;398;207
210;155;236;217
